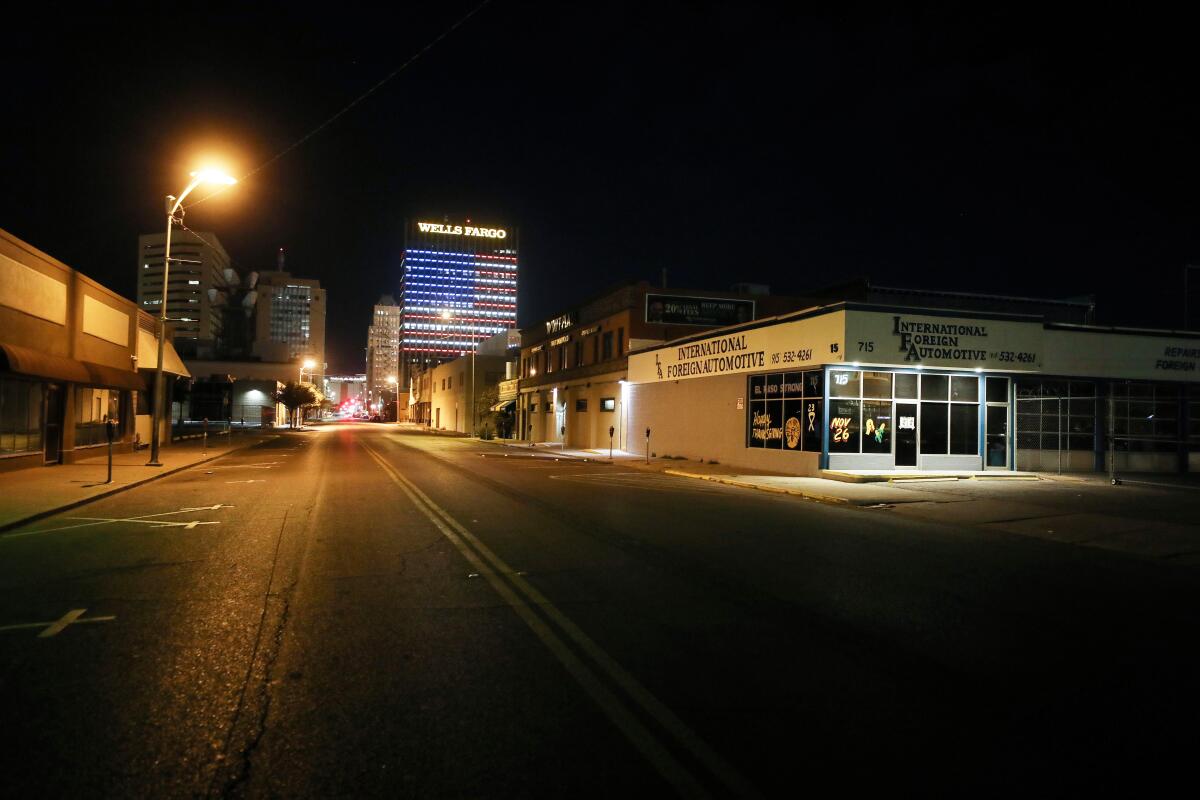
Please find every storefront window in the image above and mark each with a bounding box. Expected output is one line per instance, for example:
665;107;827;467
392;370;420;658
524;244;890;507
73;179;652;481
828;398;861;453
747;371;824;451
951;376;979;402
802;399;823;451
829;370;860;398
863;371;892;399
949;404;979;454
75;386;121;447
861;399;892;454
986;376;1008;403
920;402;948;454
803;370;823;398
1;378;44;455
921;374;948;401
894;373;918;399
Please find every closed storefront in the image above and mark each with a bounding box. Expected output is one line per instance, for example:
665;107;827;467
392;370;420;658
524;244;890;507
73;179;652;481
1;227;189;470
627;301;1199;476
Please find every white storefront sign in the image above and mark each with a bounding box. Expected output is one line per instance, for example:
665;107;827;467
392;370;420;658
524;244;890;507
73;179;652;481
628;311;845;383
630;306;1200;386
844;310;1044;371
1042;329;1199;382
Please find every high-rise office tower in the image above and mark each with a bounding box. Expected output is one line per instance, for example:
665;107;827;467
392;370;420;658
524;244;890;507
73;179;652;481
251;249;326;372
365;294;401;403
136;230;231;357
398;218;517;383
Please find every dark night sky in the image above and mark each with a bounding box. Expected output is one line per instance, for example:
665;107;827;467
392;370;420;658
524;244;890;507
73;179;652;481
3;3;1198;371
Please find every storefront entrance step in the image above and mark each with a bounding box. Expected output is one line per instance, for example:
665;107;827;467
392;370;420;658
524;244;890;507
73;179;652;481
821;470;1040;483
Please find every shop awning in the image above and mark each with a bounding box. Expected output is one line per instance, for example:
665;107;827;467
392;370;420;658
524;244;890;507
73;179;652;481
490;399;516;412
0;341;91;383
136;329;191;377
84;361;147;391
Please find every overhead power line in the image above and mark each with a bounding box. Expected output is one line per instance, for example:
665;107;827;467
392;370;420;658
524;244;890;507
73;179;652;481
186;0;493;209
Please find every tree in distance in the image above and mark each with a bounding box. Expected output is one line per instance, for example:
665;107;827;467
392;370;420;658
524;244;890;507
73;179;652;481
275;381;323;429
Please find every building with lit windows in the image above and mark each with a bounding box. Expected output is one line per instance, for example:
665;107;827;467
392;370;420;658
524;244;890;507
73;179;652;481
251;269;326;374
517;281;803;450
398;218;517;384
136;230;231;358
365;295;401;408
624;294;1200;476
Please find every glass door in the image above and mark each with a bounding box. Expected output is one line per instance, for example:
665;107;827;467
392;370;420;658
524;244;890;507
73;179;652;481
895;402;918;467
43;383;63;464
985;377;1010;469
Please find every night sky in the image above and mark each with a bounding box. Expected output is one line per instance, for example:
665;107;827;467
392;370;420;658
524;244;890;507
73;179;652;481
3;3;1198;371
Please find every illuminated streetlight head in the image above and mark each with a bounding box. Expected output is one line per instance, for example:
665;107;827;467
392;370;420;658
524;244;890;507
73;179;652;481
303;359;316;369
440;310;451;320
387;376;397;384
190;169;238;185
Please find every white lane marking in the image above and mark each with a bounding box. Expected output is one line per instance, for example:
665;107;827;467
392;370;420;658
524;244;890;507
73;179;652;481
362;442;756;799
4;506;231;539
0;609;116;637
225;479;266;484
68;517;220;529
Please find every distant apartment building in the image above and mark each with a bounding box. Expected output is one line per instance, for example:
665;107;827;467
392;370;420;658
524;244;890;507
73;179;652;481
136;230;231;358
251;269;326;373
365;295;401;405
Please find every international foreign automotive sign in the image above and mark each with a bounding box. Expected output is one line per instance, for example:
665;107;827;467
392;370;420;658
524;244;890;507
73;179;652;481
844;310;1044;371
628;311;846;383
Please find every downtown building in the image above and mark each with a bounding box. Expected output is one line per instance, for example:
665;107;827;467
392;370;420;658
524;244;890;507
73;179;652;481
622;285;1200;476
136;230;232;358
2;227;189;469
398;218;518;385
250;267;326;372
517;281;804;451
365;295;401;410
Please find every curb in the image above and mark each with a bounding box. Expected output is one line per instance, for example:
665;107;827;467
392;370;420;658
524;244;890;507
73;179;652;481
663;469;850;505
0;437;271;534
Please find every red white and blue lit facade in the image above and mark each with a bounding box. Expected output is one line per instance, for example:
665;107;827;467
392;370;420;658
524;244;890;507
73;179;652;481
399;219;518;381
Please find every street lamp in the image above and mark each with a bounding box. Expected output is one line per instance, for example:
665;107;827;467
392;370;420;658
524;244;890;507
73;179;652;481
387;375;399;423
147;169;237;466
300;358;317;383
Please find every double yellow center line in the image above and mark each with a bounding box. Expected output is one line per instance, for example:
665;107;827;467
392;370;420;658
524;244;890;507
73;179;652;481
361;441;757;799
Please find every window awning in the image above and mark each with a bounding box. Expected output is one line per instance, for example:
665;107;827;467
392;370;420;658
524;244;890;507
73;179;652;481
84;361;147;391
0;341;91;383
2;341;151;391
490;399;516;412
135;329;191;377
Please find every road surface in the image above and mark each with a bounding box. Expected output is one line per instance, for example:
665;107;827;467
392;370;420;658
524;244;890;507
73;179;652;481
2;425;1196;796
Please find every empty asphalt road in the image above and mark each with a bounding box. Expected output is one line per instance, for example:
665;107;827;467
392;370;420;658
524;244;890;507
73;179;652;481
2;424;1197;797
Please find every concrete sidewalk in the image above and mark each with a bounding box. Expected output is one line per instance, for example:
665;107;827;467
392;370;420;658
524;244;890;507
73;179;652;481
0;433;274;532
655;465;1200;566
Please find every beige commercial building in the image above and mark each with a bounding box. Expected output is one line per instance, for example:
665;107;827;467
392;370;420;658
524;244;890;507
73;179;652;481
409;330;517;434
626;300;1200;476
2;228;188;470
517;281;804;451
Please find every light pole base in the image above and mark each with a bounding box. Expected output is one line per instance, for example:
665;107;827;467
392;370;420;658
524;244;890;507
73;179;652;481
145;460;164;467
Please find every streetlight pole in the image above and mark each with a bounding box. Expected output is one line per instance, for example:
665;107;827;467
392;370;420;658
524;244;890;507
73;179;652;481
147;170;237;466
